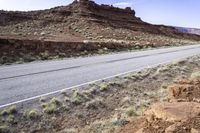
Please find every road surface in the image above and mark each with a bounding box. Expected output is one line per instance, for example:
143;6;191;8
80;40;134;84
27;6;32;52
1;44;200;107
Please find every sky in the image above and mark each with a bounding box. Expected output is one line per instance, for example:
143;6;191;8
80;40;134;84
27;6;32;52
0;0;199;28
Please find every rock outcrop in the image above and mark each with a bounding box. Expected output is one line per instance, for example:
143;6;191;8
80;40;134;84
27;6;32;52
118;77;200;133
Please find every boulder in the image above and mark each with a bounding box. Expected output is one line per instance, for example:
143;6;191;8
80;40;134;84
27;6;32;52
145;102;200;122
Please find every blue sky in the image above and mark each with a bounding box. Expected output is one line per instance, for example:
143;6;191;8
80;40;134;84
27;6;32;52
0;0;199;28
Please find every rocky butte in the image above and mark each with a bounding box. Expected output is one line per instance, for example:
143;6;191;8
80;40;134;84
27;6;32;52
0;0;199;41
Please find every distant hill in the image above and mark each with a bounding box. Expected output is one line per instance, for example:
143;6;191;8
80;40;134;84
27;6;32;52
175;26;200;35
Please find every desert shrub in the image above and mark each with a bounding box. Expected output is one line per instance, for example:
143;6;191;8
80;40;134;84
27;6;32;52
60;105;69;111
43;104;57;114
40;51;50;60
99;83;109;91
126;107;137;117
1;110;8;116
28;109;39;119
86;98;104;109
7;106;17;114
58;53;66;58
157;66;170;73
0;125;10;133
41;103;48;108
71;96;82;105
121;96;132;105
50;97;61;105
161;82;168;89
0;56;9;64
191;71;200;78
71;91;90;105
6;115;15;123
64;96;70;102
23;54;36;62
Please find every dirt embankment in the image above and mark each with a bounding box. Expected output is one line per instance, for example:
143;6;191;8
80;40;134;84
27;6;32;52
0;37;155;65
1;35;195;65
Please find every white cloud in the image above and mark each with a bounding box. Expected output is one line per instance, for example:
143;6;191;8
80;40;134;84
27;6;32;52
113;2;133;8
0;0;73;11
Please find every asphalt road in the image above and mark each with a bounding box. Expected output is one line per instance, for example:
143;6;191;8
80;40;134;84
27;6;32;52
1;44;200;107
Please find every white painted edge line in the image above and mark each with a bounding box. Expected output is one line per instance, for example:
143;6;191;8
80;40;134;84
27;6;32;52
0;54;199;109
